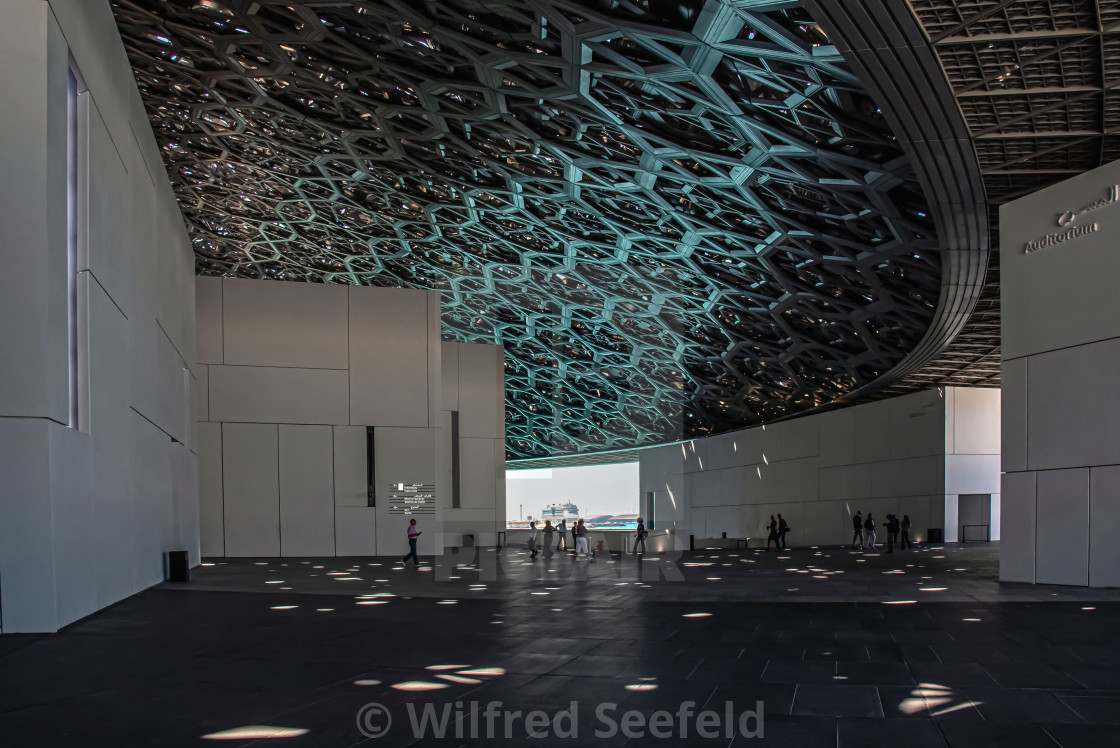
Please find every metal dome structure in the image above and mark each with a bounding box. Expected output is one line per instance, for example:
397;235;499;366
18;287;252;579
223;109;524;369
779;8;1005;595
112;0;995;459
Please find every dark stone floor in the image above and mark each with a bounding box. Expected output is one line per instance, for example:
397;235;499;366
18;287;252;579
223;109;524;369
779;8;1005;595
3;543;1120;747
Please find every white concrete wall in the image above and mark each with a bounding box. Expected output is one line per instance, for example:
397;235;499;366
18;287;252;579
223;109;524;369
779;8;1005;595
440;342;506;546
0;0;197;632
1000;157;1120;586
638;388;1002;549
197;278;440;557
637;447;691;552
196;279;505;557
944;387;1002;541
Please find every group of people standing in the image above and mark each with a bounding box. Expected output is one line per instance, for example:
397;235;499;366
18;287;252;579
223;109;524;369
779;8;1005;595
850;511;911;553
527;518;589;559
401;516;652;566
526;517;649;559
404;510;917;564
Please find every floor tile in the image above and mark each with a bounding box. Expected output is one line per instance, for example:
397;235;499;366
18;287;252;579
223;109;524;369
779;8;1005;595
791;684;884;718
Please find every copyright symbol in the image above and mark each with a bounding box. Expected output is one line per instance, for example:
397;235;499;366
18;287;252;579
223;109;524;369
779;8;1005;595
356;702;392;738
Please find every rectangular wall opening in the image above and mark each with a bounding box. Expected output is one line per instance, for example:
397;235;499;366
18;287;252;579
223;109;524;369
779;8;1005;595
66;62;89;431
505;462;639;529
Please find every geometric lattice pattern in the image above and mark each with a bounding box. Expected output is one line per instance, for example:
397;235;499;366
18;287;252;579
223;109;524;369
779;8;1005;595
910;0;1120;204
112;0;942;459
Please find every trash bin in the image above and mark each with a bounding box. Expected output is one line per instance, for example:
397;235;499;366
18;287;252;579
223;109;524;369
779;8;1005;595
166;550;190;582
927;528;943;544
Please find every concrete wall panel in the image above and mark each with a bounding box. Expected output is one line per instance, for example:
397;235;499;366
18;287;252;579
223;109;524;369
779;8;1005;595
195;276;223;365
946;454;1002;495
1027;339;1120;471
128;412;174;592
279;425;335;556
336;507;377;556
889;391;943;459
799;500;846;546
1089;466;1120;588
197;422;224;557
819;464;873;502
458;343;501;438
222;278;348;369
460;437;496;510
84;105;133;319
441;341;459;412
333;425;368;508
853;400;891;463
208;365;349;425
1001;358;1027;473
871;456;942;498
47;424;95;627
222;423;279;557
349;287;432;427
818;408;856;468
1035;468;1089;586
753;457;818;502
776;416;817;461
1000;472;1037;582
952;387;1000;455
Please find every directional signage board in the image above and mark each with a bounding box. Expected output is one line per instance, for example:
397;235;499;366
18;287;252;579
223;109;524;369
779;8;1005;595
388;483;436;515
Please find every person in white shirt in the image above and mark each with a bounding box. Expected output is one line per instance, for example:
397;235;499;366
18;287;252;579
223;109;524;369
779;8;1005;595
556;519;567;550
401;519;421;566
575;519;589;557
527;521;538;559
863;513;877;550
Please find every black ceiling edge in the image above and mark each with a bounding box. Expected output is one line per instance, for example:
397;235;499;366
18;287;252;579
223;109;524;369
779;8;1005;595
803;0;989;399
508;449;645;470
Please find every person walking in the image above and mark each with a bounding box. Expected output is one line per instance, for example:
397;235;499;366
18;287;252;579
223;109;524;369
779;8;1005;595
900;514;912;550
766;515;780;551
885;514;895;553
863;513;877;550
851;511;864;549
527;520;539;559
542;520;554;559
575;519;589;557
401;519;421;566
556;519;567;551
777;513;790;550
634;517;647;554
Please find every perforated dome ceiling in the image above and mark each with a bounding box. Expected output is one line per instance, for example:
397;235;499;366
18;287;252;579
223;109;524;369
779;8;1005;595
113;0;945;459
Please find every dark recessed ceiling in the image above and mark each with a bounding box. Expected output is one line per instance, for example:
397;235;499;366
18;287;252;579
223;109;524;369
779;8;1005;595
910;0;1120;206
112;0;946;459
813;0;1120;399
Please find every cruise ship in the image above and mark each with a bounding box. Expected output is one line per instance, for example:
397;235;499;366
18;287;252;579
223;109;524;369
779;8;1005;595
541;502;580;520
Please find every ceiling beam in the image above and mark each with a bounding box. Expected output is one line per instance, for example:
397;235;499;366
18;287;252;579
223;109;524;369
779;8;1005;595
982;133;1092;172
972;77;1120;137
936;28;1102;45
975;130;1106;139
981;168;1085;174
957;85;1102;98
927;0;1025;44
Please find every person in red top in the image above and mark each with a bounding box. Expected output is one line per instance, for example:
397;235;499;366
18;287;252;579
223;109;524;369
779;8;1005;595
401;519;421;566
